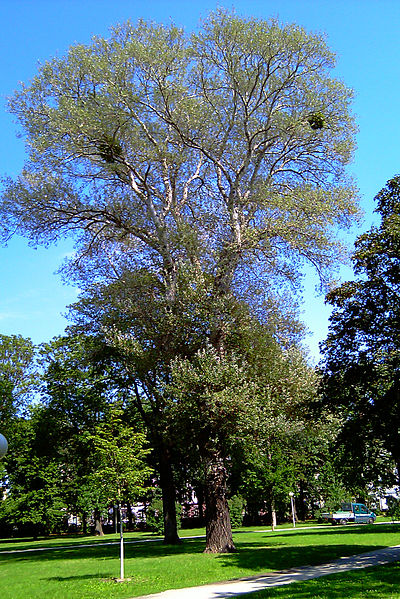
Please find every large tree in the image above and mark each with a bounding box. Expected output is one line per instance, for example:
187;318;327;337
1;11;359;551
320;176;400;490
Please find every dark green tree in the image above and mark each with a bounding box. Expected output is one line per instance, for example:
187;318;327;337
1;334;151;538
38;334;145;532
321;176;400;489
0;408;68;539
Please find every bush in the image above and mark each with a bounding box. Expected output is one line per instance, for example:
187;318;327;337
386;497;400;521
228;495;245;528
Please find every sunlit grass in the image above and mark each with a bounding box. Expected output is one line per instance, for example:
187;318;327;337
233;562;400;598
1;523;399;598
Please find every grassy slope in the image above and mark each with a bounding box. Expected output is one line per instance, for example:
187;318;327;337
1;523;399;599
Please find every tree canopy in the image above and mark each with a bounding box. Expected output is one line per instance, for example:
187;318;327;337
1;10;359;301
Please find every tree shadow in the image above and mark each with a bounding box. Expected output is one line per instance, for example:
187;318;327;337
46;574;102;582
0;536;208;564
266;522;400;539
1;524;399;572
215;541;387;573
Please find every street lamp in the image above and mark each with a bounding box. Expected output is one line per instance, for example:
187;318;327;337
289;492;296;528
0;434;7;458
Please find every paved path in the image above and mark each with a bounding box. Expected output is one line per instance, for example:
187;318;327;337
134;545;400;599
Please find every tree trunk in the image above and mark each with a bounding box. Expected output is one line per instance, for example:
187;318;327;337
271;499;277;531
195;484;206;526
82;511;87;535
298;481;307;521
204;454;236;553
126;502;134;530
159;449;181;544
94;508;104;536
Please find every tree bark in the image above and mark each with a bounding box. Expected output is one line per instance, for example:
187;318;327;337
126;502;134;530
271;499;277;531
204;454;236;553
82;511;88;535
93;508;104;536
159;448;181;544
195;484;206;526
298;481;307;521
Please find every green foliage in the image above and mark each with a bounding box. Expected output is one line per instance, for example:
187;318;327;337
0;413;68;537
386;496;400;521
0;334;36;424
321;176;400;488
88;405;153;505
0;334;153;538
0;10;359;298
168;345;258;461
146;497;164;535
228;495;245;528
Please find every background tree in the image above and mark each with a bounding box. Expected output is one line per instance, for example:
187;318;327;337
69;268;215;545
37;334;123;531
0;334;152;539
0;407;68;539
320;175;400;490
0;11;359;551
0;334;36;425
0;334;38;531
232;344;326;526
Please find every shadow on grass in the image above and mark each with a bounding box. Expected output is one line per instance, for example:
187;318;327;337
0;537;208;564
0;532;161;552
217;540;391;573
1;524;399;572
46;574;102;582
208;524;400;573
266;522;400;539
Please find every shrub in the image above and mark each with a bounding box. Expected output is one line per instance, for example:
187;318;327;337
228;495;245;528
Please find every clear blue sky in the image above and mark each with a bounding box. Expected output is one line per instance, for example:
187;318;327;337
0;0;399;361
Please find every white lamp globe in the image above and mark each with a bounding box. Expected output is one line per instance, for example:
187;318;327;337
0;434;8;458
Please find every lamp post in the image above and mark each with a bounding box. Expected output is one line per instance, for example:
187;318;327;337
289;492;296;528
0;434;7;458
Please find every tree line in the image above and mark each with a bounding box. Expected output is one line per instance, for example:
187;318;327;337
0;329;344;542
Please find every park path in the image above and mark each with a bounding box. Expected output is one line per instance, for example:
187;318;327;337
134;544;400;599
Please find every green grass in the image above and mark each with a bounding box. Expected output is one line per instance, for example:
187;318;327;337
1;523;400;599
233;562;400;598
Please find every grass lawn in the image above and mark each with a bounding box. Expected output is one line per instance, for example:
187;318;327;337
1;523;400;599
233;562;400;598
